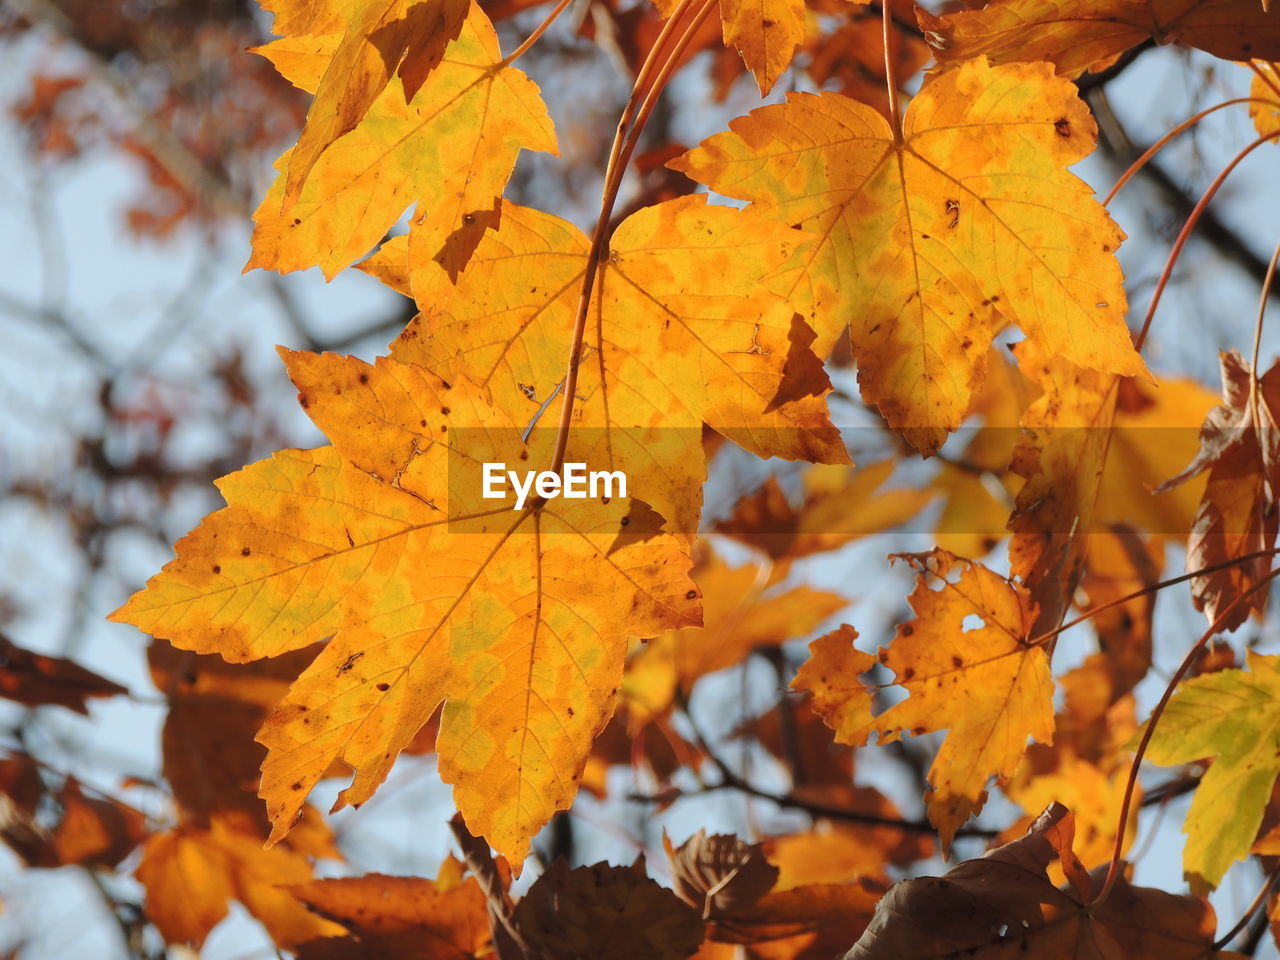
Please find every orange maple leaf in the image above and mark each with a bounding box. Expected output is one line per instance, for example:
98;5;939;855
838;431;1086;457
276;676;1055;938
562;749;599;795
793;552;1054;850
111;350;698;865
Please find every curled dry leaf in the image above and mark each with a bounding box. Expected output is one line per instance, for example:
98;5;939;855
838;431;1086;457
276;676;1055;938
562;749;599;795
845;802;1233;959
1156;350;1280;631
514;858;705;960
666;830;780;918
290;865;491;960
920;0;1280;78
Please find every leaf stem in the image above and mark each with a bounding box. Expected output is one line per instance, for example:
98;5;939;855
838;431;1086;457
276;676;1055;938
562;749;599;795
500;0;579;67
1102;98;1275;207
672;697;1000;838
1249;237;1280;390
1133;131;1280;353
1092;566;1280;909
1248;59;1280;102
1027;548;1280;648
1213;863;1280;951
547;0;708;476
881;0;902;141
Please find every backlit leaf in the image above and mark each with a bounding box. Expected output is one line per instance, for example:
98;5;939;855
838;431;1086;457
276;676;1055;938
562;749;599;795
793;551;1054;850
247;4;556;279
1143;651;1280;890
391;195;848;532
673;57;1142;451
112;351;699;865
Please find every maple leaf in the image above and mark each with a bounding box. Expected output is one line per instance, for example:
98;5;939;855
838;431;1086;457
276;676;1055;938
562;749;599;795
845;803;1237;959
290;866;492;959
111;350;699;865
282;0;470;199
136;812;344;948
247;3;557;279
1156;350;1280;630
623;551;846;728
1143;651;1280;890
0;632;126;713
793;551;1054;850
919;0;1280;79
390;195;848;533
672;57;1143;452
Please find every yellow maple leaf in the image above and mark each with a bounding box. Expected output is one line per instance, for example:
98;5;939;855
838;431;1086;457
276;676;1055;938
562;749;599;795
247;3;557;279
920;0;1280;79
793;552;1054;851
282;0;470;200
391;195;848;533
112;351;699;864
671;57;1144;452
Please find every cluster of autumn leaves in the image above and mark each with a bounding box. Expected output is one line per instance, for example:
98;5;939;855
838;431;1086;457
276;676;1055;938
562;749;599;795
5;0;1279;955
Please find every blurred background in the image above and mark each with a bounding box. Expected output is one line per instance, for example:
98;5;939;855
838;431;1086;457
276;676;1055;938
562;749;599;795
1;0;1279;955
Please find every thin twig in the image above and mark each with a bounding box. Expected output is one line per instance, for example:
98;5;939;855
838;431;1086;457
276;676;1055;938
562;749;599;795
1093;566;1280;908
